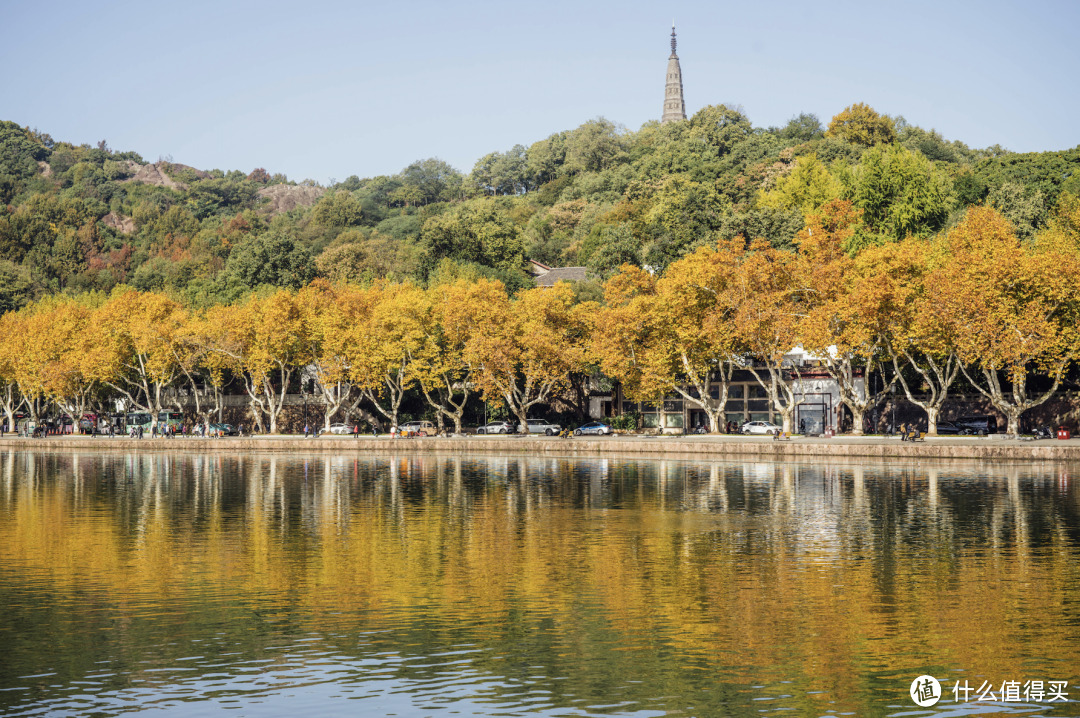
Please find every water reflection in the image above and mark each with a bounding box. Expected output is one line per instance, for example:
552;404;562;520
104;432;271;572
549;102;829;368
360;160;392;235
0;449;1078;717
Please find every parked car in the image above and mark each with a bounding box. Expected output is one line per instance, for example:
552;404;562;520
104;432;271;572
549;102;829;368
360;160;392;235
574;421;612;436
955;415;998;435
320;423;352;435
520;418;562;436
741;420;782;436
476;421;512;435
934;420;969;435
399;421;435;436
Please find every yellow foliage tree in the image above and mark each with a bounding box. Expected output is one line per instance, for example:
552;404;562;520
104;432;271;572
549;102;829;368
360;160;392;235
868;238;960;435
757;154;842;215
344;282;432;431
296;280;377;433
468;283;590;432
594;243;744;434
798;201;901;434
417;278;507;434
729;240;807;433
93;290;190;432
0;312;21;431
206;289;308;434
929;206;1080;434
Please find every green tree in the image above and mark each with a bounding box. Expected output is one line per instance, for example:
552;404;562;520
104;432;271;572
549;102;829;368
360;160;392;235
826;103;896;147
776;112;824;142
839;144;954;241
687;104;753;156
565;117;629;174
311;190;364;227
398;157;463;204
527;132;569;185
226;230;315;290
420;199;524;272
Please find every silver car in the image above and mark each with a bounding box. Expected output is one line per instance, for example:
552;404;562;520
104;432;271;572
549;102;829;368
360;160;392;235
476;421;512;435
520;418;561;436
574;421;612;436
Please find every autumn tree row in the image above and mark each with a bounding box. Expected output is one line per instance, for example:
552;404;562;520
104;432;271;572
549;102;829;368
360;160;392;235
0;277;589;435
1;197;1078;436
593;197;1080;435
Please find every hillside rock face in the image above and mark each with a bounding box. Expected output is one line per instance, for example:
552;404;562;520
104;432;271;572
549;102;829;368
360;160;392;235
102;212;135;234
120;162;210;190
256;184;326;216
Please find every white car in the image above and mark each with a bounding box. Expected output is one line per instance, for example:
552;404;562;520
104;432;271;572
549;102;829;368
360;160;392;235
520;418;561;436
741;420;782;436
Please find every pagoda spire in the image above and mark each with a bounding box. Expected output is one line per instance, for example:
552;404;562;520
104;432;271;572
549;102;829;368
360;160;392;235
661;23;686;124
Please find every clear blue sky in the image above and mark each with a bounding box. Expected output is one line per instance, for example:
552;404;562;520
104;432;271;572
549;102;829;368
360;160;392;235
3;0;1077;184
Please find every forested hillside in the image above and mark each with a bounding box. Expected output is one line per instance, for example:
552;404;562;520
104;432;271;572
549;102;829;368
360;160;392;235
2;104;1078;315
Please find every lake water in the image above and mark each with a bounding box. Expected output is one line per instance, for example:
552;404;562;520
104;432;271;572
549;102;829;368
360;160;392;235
0;449;1078;717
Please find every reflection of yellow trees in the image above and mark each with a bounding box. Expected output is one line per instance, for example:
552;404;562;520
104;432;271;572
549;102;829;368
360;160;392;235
2;452;1078;707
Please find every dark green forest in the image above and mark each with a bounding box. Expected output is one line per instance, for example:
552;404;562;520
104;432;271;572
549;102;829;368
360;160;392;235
2;103;1078;314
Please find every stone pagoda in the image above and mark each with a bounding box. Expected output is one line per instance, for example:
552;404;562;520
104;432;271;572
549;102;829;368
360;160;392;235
661;23;686;124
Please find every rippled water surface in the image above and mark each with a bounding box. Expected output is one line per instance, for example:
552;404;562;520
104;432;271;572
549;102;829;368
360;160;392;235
1;449;1078;717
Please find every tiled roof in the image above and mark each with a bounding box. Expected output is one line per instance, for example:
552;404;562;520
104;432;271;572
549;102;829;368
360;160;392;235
527;259;553;276
535;267;588;286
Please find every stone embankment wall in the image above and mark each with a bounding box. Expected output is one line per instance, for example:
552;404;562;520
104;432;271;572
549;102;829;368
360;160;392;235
4;436;1080;462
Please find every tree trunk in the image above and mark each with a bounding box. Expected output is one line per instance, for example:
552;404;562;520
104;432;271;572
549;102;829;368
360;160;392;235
960;363;1062;437
892;350;959;436
851;406;866;435
316;379;351;433
748;362;803;434
925;405;940;435
1;383;16;434
362;367;407;431
419;371;471;436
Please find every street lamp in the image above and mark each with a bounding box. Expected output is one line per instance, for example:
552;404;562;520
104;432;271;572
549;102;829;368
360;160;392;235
302;382;308;436
890;382;896;435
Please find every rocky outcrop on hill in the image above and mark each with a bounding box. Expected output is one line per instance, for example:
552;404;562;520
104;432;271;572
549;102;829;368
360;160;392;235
256;184;326;216
101;212;135;234
120;162;210;191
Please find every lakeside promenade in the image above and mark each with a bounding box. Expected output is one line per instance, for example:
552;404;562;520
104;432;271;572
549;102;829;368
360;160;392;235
5;432;1080;461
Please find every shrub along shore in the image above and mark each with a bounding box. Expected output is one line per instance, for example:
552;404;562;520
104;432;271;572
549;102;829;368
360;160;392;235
5;434;1080;462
